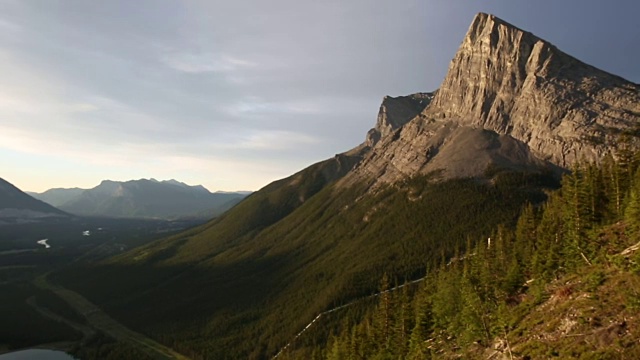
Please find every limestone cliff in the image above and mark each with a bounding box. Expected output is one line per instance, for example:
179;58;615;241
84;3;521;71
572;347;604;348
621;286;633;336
427;13;640;166
340;13;640;188
365;92;435;147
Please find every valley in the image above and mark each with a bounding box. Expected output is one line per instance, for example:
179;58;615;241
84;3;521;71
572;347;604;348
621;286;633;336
0;216;205;359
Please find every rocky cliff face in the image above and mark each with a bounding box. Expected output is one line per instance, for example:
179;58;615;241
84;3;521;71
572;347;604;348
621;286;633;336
365;92;435;147
341;13;640;189
427;13;639;166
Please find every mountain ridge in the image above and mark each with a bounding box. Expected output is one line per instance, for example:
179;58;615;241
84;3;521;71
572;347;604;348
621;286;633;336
30;179;250;219
0;178;68;221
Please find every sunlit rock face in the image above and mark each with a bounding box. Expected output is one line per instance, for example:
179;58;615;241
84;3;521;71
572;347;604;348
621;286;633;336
340;13;640;190
426;13;640;167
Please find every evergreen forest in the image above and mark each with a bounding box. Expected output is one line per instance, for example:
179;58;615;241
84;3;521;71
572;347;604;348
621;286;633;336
279;151;640;359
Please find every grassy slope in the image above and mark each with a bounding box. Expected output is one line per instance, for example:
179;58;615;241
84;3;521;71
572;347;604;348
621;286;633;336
502;262;640;359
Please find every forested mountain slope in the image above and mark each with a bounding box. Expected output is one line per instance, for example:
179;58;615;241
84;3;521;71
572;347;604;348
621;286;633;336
55;13;640;359
311;154;640;360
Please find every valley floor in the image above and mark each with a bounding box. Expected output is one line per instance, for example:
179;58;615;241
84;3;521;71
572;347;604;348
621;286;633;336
32;273;191;360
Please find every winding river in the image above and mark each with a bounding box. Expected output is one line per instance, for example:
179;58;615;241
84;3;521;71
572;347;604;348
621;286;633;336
37;239;50;249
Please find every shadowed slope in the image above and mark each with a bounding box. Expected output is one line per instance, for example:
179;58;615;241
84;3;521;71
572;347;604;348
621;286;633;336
0;178;68;219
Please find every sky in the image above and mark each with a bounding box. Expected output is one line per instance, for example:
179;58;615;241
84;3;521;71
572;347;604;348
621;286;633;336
1;1;639;193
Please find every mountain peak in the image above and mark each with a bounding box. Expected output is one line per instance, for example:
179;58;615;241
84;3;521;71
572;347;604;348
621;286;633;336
423;12;639;167
340;13;640;189
466;13;530;42
162;179;186;187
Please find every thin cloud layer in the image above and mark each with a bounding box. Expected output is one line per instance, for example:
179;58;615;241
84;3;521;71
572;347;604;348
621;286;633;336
0;0;638;192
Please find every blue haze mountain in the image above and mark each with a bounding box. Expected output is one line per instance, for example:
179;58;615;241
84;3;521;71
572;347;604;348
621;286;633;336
26;188;85;208
30;179;248;219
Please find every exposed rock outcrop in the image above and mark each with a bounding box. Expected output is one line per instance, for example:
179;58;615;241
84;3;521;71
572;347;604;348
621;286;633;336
340;13;640;189
426;13;640;167
366;92;435;147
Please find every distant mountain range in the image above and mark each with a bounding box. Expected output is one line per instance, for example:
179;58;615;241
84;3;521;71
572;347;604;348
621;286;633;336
29;179;250;219
0;178;68;222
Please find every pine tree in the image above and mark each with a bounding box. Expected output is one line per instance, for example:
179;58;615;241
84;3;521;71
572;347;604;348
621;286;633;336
392;283;411;357
408;278;434;358
431;270;463;336
326;335;343;360
562;165;593;267
515;203;537;265
347;326;359;360
502;257;524;298
373;273;393;351
532;193;564;280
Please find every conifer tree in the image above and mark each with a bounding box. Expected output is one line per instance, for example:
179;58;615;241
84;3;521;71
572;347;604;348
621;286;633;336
562;165;594;267
392;283;411;357
373;273;393;350
515;203;537;264
326;335;343;360
431;270;462;336
408;278;434;358
532;193;564;280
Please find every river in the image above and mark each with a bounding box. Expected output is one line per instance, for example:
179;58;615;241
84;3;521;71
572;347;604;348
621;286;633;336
0;239;51;255
0;349;75;359
37;239;50;249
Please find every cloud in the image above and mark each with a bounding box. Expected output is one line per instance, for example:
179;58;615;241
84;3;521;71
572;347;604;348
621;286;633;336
161;52;258;74
224;98;322;117
232;130;320;150
0;18;21;33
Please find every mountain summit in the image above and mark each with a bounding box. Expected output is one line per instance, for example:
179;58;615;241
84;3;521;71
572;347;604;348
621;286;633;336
342;13;640;188
429;13;639;164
